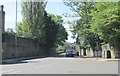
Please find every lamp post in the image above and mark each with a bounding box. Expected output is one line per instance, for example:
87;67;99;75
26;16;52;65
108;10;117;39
15;0;17;58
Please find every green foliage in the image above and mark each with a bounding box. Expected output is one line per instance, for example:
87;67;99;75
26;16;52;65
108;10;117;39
64;1;120;53
48;14;68;46
64;2;96;49
90;2;120;46
43;12;58;47
20;2;47;40
16;2;68;48
16;22;32;38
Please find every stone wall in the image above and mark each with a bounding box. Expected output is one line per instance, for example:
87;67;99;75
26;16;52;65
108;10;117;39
1;5;56;60
2;34;48;59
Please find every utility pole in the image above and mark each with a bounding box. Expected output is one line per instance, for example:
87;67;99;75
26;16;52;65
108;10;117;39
15;0;18;58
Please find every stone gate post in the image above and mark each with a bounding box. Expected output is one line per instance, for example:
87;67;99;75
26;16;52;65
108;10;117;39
0;5;5;63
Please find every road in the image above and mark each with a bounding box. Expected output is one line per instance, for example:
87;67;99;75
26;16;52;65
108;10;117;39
0;57;118;74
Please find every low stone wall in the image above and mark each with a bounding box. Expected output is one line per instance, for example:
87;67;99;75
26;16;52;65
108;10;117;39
2;34;48;60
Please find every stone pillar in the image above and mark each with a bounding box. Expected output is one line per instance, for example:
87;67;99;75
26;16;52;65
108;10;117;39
0;5;5;63
0;5;5;33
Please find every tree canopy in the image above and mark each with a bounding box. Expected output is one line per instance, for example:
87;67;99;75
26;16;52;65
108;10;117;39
64;1;120;54
16;1;68;48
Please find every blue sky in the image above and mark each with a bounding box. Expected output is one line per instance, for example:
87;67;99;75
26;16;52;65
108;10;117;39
0;0;79;43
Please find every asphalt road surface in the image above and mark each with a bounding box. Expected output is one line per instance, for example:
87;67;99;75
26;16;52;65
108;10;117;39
0;57;118;74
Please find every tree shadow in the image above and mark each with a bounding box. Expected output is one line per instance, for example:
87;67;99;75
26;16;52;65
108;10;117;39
1;56;48;65
1;60;28;65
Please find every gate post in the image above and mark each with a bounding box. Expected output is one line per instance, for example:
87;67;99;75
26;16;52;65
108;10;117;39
0;5;5;62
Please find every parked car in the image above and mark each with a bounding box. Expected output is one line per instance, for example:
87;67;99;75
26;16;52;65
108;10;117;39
66;50;79;57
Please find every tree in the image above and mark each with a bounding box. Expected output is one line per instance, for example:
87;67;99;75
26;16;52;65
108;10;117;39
14;1;69;57
6;28;15;36
90;2;120;55
42;12;59;47
16;22;31;38
16;2;68;48
66;1;120;55
49;14;68;46
20;1;47;40
64;1;97;52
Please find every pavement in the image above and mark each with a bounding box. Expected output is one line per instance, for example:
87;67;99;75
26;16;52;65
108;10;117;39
78;57;120;62
97;58;120;62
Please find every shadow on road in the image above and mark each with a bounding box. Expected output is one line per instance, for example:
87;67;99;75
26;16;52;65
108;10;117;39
1;56;47;65
55;54;65;57
1;60;28;65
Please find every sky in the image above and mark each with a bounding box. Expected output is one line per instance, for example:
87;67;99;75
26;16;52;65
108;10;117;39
0;0;79;43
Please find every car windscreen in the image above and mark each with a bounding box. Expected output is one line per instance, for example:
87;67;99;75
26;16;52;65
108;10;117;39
66;50;73;53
